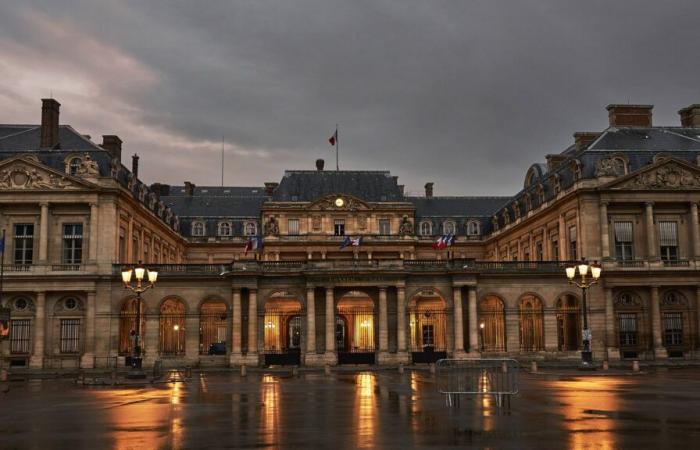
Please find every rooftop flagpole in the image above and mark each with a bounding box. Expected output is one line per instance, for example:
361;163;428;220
336;124;339;171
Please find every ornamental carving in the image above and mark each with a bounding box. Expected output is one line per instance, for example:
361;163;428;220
264;216;280;236
0;164;75;190
398;215;414;236
356;214;367;230
309;194;369;211
595;156;626;177
312;215;322;231
614;293;641;308
614;162;700;190
76;153;99;177
662;292;687;307
110;157;120;178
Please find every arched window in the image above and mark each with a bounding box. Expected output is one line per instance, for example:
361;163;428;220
200;301;227;354
466;220;480;236
537;185;545;205
191;221;205;237
480;296;506;352
556;295;581;351
443;221;456;235
68;157;82;176
660;290;692;354
420;221;432;236
519;295;544;351
160;298;185;355
244;222;257;236
218;221;232;237
119;298;145;356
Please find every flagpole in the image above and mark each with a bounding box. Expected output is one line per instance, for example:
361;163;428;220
336;124;339;171
221;135;225;187
0;230;5;309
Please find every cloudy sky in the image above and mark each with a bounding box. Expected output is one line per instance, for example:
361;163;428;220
0;1;698;196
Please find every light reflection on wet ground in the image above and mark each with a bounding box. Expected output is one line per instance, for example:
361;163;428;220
2;368;700;449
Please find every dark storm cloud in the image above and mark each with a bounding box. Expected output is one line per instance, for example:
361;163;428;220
1;0;699;195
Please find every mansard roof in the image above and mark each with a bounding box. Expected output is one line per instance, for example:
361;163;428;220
166;186;265;197
407;196;509;217
589;128;700;152
0;125;103;152
272;170;405;202
162;195;266;218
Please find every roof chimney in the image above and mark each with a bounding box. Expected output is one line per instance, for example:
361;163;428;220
606;104;653;128
40;98;60;149
184;181;195;196
131;154;139;179
264;182;279;197
425;182;434;198
316;159;325;171
573;132;601;151
101;135;122;161
679;104;700;128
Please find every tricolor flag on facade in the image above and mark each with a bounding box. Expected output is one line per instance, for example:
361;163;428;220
340;235;362;250
432;234;455;250
244;236;264;255
328;128;338;146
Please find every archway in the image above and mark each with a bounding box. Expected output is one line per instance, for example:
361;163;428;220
119;298;145;356
519;295;544;352
263;292;303;366
613;291;647;359
480;296;506;352
408;290;448;363
556;294;581;351
159;298;185;355
660;290;695;358
6;296;35;364
336;291;375;364
199;300;227;355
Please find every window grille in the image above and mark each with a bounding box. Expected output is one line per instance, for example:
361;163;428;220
60;319;81;353
618;313;638;346
10;319;31;354
663;312;683;346
288;219;299;235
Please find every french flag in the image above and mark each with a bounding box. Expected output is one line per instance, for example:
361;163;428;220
244;236;264;255
340;235;362;249
432;234;455;250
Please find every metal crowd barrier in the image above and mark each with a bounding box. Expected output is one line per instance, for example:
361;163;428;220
436;358;519;407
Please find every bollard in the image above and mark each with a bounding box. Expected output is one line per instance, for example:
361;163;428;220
602;360;609;371
185;366;192;378
530;361;538;373
632;360;640;372
292;366;299;377
241;365;247;377
324;364;331;376
398;363;404;374
429;363;436;374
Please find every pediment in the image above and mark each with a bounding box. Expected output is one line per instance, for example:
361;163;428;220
605;157;700;190
0;156;96;191
307;194;371;211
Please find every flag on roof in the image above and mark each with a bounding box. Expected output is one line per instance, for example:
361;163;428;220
340;235;362;249
244;236;264;255
328;128;338;146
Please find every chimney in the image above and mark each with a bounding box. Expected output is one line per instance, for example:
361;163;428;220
264;182;279;196
573;132;601;151
40;98;60;149
679;104;700;128
131;154;139;179
545;154;567;171
425;182;434;198
607;104;653;128
101;135;122;161
150;183;170;197
315;159;325;171
184;181;195;196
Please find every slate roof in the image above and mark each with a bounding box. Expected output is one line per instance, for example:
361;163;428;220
165;186;265;197
590;127;700;152
407;197;509;217
0;125;102;152
162;195;265;218
272;170;405;202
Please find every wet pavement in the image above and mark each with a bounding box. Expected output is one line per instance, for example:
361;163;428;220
2;368;700;449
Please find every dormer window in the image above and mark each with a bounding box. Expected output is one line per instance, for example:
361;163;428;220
537;184;545;205
551;174;561;195
192;221;205;237
466;220;480;236
571;161;582;181
244;222;257;236
523;193;532;212
512;202;520;219
218;221;232;237
67;157;82;176
420;221;432;236
443;220;456;235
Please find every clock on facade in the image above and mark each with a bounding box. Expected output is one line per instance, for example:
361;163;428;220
334;197;344;207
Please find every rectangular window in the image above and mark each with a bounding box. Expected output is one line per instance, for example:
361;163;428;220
288;218;299;235
618;313;638;346
379;219;391;235
60;318;81;353
568;226;577;260
663;312;683;346
659;221;679;261
334;219;345;236
62;224;83;264
535;242;543;261
551;237;559;261
10;319;31;354
523;247;530;261
614;221;634;261
118;228;126;262
13;223;34;265
422;324;434;346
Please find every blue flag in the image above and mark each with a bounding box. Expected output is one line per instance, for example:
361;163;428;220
0;235;4;253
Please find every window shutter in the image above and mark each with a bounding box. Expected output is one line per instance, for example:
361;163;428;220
614;221;633;243
658;221;678;246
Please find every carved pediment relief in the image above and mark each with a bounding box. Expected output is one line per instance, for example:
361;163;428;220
0;157;92;191
308;194;370;211
608;159;700;190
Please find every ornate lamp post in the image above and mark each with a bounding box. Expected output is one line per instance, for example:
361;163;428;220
565;258;601;369
479;322;485;352
121;261;158;378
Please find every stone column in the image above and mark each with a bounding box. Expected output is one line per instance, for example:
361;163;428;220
599;202;610;260
468;287;479;354
143;310;159;366
88;203;99;263
453;286;465;356
691;203;700;259
247;290;258;357
650;286;667;358
230;289;242;363
127;216;134;263
30;292;46;368
645;202;657;260
378;287;388;353
604;287;619;360
38;203;49;263
558;214;567;260
185;309;199;361
306;287;316;353
80;291;96;368
396;286;407;353
324;287;335;361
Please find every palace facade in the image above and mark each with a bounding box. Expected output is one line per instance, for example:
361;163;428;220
2;99;700;369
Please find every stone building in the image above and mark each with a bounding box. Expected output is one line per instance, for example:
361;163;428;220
2;99;700;369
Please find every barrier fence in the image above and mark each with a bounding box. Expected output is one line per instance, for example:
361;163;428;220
436;358;519;407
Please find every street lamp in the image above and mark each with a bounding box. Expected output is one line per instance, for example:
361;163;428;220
121;261;158;378
479;322;485;352
565;258;601;369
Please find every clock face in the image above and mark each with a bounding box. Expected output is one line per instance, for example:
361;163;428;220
334;197;345;207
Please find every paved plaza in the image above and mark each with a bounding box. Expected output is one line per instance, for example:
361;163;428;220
1;367;700;449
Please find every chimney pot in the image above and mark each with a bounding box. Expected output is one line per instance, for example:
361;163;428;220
40;98;60;149
264;182;279;196
131;154;140;180
184;181;195;196
425;182;434;198
679;104;700;128
316;159;325;171
101;135;123;161
606;104;653;128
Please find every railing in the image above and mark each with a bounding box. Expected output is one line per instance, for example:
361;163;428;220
663;259;691;267
51;264;81;271
616;259;646;268
4;264;32;272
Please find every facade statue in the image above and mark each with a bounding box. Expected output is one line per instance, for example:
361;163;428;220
264;216;280;236
398;216;414;235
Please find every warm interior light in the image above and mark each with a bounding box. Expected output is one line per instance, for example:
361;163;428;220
148;270;158;284
173;324;179;331
577;262;589;277
565;266;576;280
479;322;485;329
591;264;602;280
121;268;133;284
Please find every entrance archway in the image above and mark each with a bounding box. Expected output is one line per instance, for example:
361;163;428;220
519;294;544;352
336;291;375;364
263;293;303;366
199;300;227;355
408;290;447;363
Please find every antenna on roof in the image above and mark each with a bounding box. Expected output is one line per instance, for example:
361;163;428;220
221;135;225;187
